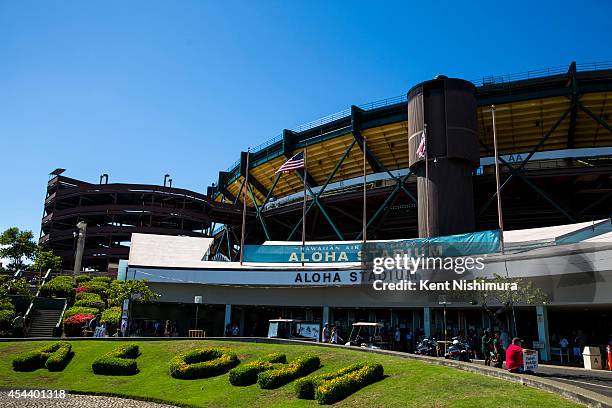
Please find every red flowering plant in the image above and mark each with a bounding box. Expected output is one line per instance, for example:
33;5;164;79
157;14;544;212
75;286;88;294
63;313;94;337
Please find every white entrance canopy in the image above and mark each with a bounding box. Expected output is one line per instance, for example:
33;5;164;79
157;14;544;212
128;233;214;269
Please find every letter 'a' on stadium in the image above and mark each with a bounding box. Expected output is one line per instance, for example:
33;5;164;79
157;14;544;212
40;62;612;362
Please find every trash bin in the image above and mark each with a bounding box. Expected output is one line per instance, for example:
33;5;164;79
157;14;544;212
583;346;602;370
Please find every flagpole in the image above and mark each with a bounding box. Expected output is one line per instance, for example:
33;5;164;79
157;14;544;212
301;145;308;266
239;149;250;265
491;105;505;254
363;135;367;243
424;124;430;237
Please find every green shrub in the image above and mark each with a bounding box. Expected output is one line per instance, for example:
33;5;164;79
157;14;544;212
257;354;320;389
75;275;91;285
295;362;367;399
82;281;108;297
101;306;121;333
90;276;112;285
92;343;139;375
12;342;72;372
169;348;239;379
229;353;286;386
74;292;105;310
64;306;99;319
314;363;384;404
39;276;74;299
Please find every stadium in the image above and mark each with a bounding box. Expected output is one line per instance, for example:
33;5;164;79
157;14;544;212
40;61;612;362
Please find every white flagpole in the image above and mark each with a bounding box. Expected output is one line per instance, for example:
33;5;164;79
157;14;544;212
239;149;250;265
363;136;367;243
424;124;430;237
301;146;308;266
491;105;505;253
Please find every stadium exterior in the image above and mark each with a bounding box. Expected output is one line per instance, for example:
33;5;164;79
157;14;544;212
42;62;612;361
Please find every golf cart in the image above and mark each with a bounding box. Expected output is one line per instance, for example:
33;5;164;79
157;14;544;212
345;322;386;349
267;319;319;341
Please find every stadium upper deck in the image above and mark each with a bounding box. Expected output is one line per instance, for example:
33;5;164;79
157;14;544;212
208;61;612;254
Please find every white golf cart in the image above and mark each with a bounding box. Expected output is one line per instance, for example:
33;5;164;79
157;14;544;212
344;322;386;349
267;319;320;341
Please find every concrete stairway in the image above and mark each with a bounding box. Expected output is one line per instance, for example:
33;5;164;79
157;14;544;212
27;309;63;337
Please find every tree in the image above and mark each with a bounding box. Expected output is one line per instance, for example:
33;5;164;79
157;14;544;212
449;274;548;336
32;247;62;272
107;280;159;307
0;228;37;271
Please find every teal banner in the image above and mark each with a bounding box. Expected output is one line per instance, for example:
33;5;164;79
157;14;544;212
242;230;501;263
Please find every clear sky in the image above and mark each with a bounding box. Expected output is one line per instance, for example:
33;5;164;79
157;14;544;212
0;0;610;236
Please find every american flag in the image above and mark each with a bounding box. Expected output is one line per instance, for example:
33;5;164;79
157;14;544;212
416;131;427;159
276;151;305;173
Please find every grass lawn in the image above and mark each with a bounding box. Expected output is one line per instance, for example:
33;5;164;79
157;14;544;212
0;340;580;408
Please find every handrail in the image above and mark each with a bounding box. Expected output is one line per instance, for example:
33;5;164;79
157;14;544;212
220;61;612;177
24;268;52;319
13;269;21;279
55;298;68;337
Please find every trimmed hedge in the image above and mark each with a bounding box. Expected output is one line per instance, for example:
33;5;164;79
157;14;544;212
63;313;94;336
39;276;74;299
75;275;91;285
64;306;99;319
74;292;105;310
169;348;240;379
92;343;139;375
90;276;112;285
81;281;108;297
257;354;320;389
12;341;72;372
314;363;384;404
295;362;367;399
229;353;287;386
101;306;121;334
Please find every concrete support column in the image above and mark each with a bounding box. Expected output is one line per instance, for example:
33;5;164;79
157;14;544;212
536;305;551;361
239;308;245;337
224;304;232;337
322;305;330;325
423;307;431;338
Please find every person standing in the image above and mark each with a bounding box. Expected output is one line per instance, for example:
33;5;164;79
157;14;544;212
393;326;401;351
322;323;330;343
492;331;505;368
164;320;172;337
482;329;493;366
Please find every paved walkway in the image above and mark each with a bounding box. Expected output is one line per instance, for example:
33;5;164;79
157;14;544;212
473;359;612;399
0;391;178;408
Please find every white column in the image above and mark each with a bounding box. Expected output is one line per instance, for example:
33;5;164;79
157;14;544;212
322;305;330;324
224;304;232;336
536;305;551;361
423;307;431;338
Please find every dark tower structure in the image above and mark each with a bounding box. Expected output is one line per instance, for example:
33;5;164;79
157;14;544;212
408;77;480;237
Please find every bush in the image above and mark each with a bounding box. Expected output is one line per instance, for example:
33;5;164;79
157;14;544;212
75;275;91;285
90;276;112;285
64;306;98;319
295;362;367;399
169;348;240;379
75;286;88;295
314;363;384;404
12;341;72;372
81;281;108;297
101;307;121;334
74;292;105;310
257;354;320;389
92;343;139;375
39;276;74;299
63;313;94;336
229;353;287;386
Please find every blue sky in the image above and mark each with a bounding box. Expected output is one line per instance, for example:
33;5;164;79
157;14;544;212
0;0;610;236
